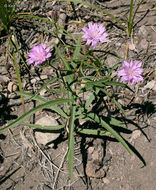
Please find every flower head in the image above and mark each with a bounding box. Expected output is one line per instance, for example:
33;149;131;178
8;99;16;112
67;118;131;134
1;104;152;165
27;43;51;66
82;22;108;49
117;59;143;85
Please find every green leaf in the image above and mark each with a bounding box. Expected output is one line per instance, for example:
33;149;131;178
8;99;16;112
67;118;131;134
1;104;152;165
76;128;111;136
108;117;124;127
71;35;81;69
80;78;110;91
68;102;76;179
17;91;68;119
20;123;64;130
87;112;132;154
0;99;70;132
34;21;55;35
103;81;128;87
128;0;134;36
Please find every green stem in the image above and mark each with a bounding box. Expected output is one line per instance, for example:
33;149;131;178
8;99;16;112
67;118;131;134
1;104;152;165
56;0;126;32
8;35;25;113
128;0;134;37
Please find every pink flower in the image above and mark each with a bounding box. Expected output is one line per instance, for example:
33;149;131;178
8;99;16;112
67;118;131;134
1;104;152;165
82;22;108;49
27;43;51;66
117;59;143;85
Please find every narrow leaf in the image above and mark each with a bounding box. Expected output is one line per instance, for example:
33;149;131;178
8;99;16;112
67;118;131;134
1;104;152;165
20;123;64;130
87;112;132;154
68;103;76;179
76;128;111;136
17;91;68;119
0;99;70;132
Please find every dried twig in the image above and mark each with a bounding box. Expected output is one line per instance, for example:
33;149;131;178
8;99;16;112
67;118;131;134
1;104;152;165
52;147;68;189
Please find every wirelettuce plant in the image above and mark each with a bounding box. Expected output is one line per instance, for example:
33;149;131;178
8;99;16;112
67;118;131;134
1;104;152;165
0;0;145;179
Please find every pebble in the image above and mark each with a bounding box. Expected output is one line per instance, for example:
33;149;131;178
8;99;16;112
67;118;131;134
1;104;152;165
143;80;156;91
8;93;18;99
40;75;48;80
79;119;86;125
31;75;48;83
129;43;135;51
30;78;37;84
0;75;10;83
1;67;8;75
8;82;18;92
130;130;141;142
103;177;110;184
35;116;60;146
39;89;47;96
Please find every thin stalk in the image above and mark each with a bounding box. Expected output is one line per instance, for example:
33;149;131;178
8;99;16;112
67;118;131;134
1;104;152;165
128;0;134;37
8;36;25;114
132;0;145;28
56;0;126;32
13;31;29;71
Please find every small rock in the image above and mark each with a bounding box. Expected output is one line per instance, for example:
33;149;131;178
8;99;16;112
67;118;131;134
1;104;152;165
31;78;37;84
79;118;86;125
22;79;27;88
35;116;60;146
8;93;18;99
0;75;10;83
39;89;47;96
8;82;18;92
129;43;135;51
103;177;110;184
143;80;156;91
131;130;141;141
40;75;48;80
1;67;8;75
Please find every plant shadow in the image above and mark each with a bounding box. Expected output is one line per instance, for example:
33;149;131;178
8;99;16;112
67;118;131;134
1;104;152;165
76;91;156;180
0;93;18;126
